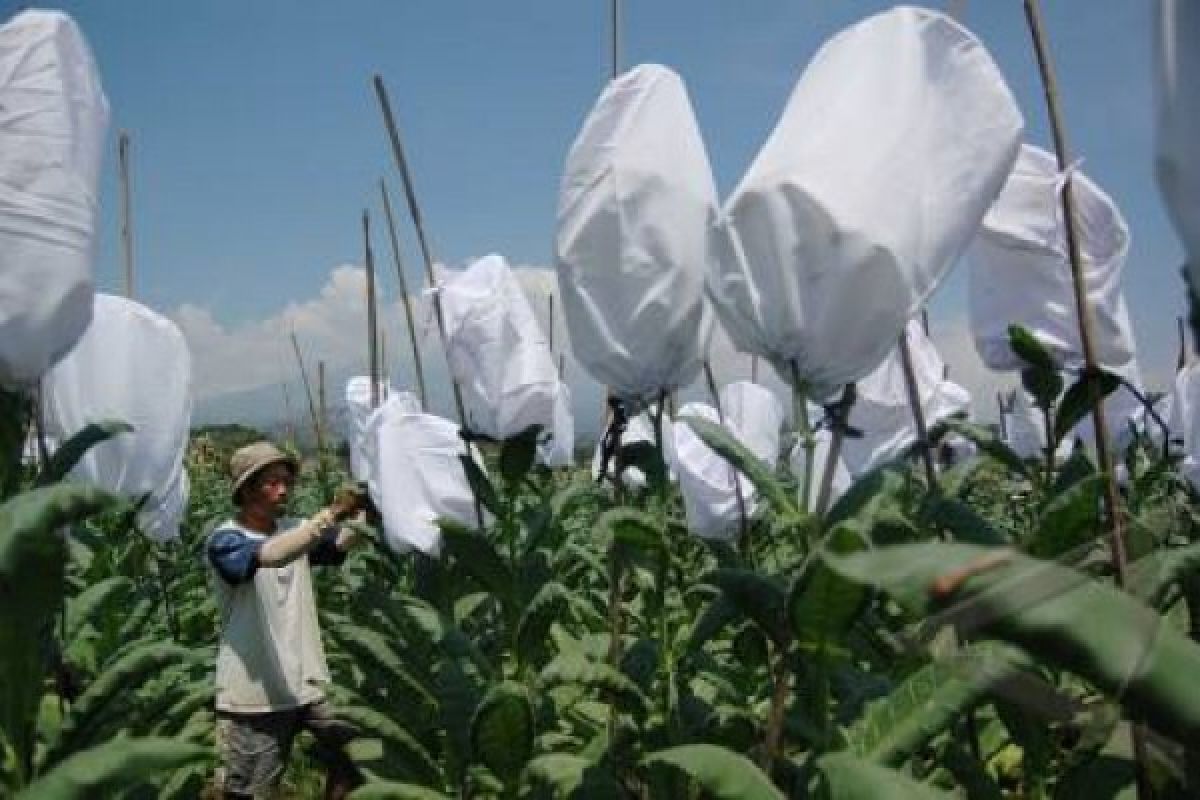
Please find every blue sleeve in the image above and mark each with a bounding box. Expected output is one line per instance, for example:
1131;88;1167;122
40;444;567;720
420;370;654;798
208;529;262;585
309;526;347;568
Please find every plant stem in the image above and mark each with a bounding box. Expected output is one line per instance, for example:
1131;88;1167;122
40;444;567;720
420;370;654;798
790;362;815;512
761;646;790;771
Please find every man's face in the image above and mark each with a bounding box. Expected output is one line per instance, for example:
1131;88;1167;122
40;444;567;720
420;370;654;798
245;462;294;516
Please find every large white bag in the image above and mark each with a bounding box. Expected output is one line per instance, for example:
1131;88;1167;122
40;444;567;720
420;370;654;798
1155;0;1200;288
711;6;1022;400
344;377;418;483
554;64;715;401
840;321;971;476
0;10;109;387
671;382;782;540
440;255;563;437
969;144;1136;372
371;406;486;555
1169;363;1200;489
538;381;575;468
42;294;192;541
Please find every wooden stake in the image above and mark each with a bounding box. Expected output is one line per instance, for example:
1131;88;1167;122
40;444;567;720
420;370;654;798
289;330;324;454
751;355;759;384
317;360;327;439
1022;2;1148;795
372;75;468;428
610;0;621;80
363;211;381;410
380;179;429;410
548;291;555;356
815;384;855;516
997;392;1009;441
898;327;938;490
118;132;135;299
1179;316;1190;372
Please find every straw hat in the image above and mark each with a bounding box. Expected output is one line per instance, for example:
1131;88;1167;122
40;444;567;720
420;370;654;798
229;441;298;502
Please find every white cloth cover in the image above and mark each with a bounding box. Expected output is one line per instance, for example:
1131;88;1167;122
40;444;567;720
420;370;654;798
1155;0;1200;288
537;382;575;468
344;377;418;483
969;144;1136;372
670;382;783;540
554;63;715;401
789;431;852;513
0;11;109;387
591;408;675;490
1170;364;1200;488
440;255;573;454
371;406;486;555
42;294;192;542
840;321;971;476
711;7;1022;400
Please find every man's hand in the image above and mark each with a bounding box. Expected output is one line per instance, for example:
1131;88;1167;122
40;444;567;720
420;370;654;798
330;484;368;522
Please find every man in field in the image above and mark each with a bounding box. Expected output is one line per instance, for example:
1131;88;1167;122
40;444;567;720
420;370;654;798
207;441;365;799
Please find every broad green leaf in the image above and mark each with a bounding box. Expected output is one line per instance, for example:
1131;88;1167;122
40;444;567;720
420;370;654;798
65;576;133;644
470;681;533;786
523;753;619;798
538;655;647;715
687;595;738;653
1129;542;1200;609
826;542;1200;741
1055;370;1121;446
349;782;451;800
37;421;133;487
336;704;442;787
326;623;437;713
17;735;206;800
516;582;570;668
596;507;665;556
1008;325;1059;373
641;744;784;800
0;485;117;774
499;425;541;487
1052;754;1136;800
817;751;952;799
1021;367;1063;414
459;454;499;515
682;416;795;516
437;519;513;606
1027;474;1104;560
939;418;1030;479
788;524;869;648
704;568;790;647
0;389;30;501
918;493;1009;546
846;643;1028;765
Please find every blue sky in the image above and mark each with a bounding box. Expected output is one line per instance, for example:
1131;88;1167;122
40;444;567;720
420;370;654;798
12;1;1185;419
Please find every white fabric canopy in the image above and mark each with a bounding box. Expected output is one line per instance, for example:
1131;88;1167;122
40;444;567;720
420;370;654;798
840;321;971;476
671;381;783;540
344;377;419;484
0;10;109;387
969;144;1136;373
370;404;487;556
1155;0;1200;289
1170;363;1200;489
440;255;573;457
711;6;1022;400
42;294;192;542
554;63;715;402
537;381;575;468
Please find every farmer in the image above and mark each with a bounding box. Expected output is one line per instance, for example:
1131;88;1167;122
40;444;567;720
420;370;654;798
207;441;366;799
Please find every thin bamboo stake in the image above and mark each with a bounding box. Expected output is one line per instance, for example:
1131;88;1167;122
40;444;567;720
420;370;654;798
317;360;327;438
790;361;815;513
898;328;938;490
610;0;621;80
548;291;555;356
289;330;324;454
1179;316;1190;372
380;179;429;410
751;355;759;384
363;211;381;410
815;384;855;516
1022;2;1148;795
372;75;468;428
703;361;750;544
997;392;1009;441
118;132;135;299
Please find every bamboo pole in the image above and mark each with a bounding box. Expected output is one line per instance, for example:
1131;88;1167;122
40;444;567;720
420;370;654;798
815;384;855;516
548;292;555;356
372;75;468;428
289;330;324;454
1022;2;1148;795
363;212;381;410
610;0;621;81
380;179;429;410
118;132;135;299
317;360;327;439
751;355;759;384
1179;316;1190;372
996;392;1009;441
897;327;938;489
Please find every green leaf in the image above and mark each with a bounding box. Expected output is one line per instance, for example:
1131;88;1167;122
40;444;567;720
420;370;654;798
1026;474;1104;560
1053;754;1136;800
825;542;1200;741
1128;542;1200;609
516;582;570;668
618;441;668;490
349;782;451;800
437;519;513;605
846;643;1028;765
705;569;790;647
596;507;665;559
919;494;1009;546
1021;367;1063;413
1008;325;1059;373
939;418;1031;479
17;735;206;800
335;704;442;787
1055;370;1121;446
499;425;541;487
538;655;647;715
523;753;619;798
0;484;117;775
817;751;952;799
326;623;437;714
470;681;534;786
682;416;795;516
788;524;870;648
458;454;498;515
37;421;133;487
641;744;784;800
65;576;133;644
